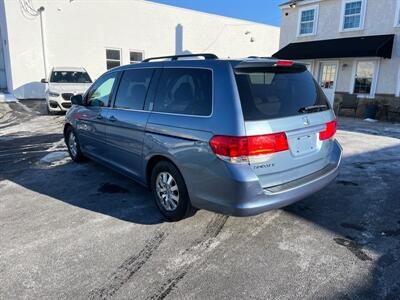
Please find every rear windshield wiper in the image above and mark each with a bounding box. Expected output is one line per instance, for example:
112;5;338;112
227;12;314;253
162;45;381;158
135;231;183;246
298;105;328;113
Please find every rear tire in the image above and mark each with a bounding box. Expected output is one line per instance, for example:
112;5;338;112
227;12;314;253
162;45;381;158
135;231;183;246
150;161;193;221
65;126;85;162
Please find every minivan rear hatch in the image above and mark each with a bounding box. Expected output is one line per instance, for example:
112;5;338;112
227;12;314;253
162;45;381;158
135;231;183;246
234;60;336;188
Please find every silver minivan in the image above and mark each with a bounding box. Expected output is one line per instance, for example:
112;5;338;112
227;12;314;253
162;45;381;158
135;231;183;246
64;54;342;221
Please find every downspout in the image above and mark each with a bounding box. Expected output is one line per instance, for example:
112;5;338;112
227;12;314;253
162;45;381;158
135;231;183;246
37;6;48;79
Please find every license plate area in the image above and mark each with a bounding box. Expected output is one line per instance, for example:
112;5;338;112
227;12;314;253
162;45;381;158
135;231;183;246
289;134;317;156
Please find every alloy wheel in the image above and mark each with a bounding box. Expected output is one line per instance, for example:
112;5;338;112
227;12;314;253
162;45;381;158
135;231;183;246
68;131;78;158
156;171;180;211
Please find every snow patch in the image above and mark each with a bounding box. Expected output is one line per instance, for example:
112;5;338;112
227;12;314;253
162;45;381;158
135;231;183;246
383;127;400;134
363;118;378;123
355;128;380;135
39;151;68;164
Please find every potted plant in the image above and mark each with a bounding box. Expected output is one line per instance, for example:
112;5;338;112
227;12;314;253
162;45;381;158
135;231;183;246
364;99;380;120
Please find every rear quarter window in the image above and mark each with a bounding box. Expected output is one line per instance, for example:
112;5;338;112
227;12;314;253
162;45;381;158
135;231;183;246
153;68;212;116
235;69;329;121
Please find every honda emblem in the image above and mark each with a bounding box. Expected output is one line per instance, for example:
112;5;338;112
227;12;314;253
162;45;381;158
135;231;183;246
303;116;310;126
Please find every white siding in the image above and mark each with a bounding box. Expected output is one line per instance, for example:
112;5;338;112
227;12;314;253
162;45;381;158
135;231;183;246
280;0;400;96
2;0;279;99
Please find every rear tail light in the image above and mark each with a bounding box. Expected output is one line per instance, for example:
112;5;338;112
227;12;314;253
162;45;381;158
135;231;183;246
209;132;289;163
319;120;337;140
274;60;294;67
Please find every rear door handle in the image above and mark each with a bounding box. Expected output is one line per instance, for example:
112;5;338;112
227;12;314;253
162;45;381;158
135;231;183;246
109;115;117;122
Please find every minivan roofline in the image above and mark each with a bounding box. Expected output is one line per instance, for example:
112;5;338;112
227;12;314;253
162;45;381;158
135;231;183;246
104;57;306;74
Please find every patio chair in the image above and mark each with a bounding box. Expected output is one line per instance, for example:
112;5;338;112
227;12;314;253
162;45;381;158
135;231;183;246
338;94;359;116
387;104;400;122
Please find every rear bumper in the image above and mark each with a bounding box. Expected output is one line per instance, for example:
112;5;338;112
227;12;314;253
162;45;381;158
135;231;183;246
192;139;342;217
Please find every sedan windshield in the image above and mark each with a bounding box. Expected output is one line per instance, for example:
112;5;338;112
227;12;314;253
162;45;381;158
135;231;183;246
50;71;92;83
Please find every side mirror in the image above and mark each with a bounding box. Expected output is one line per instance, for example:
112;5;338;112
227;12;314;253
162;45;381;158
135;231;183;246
71;94;84;106
41;78;48;83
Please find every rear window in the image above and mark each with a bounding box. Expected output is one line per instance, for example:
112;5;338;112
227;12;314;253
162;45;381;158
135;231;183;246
235;69;329;121
153;68;212;116
50;71;92;83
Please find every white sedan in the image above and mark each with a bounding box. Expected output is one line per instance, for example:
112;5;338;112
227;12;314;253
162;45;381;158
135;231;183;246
42;67;92;114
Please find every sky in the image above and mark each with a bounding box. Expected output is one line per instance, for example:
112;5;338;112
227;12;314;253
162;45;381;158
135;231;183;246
148;0;283;27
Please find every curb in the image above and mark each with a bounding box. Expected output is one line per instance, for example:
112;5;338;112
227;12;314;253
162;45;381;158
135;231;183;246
0;93;18;103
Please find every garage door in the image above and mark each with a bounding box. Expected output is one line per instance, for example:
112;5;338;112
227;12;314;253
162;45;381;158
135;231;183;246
0;30;7;91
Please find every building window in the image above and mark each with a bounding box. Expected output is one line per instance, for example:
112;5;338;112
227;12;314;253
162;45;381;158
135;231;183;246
106;49;121;70
130;51;144;64
302;61;314;74
353;61;376;95
395;0;400;27
298;6;318;36
341;0;366;31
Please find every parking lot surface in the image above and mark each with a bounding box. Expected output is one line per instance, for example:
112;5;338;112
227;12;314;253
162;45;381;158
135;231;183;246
1;100;400;299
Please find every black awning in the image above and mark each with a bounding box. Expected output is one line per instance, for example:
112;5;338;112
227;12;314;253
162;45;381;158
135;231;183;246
273;34;395;60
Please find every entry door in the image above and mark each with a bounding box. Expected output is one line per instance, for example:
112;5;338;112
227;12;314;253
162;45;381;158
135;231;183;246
318;62;338;107
105;68;156;181
0;30;7;91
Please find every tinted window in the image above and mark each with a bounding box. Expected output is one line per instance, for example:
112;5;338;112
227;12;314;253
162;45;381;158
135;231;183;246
153;68;212;116
50;71;92;83
114;69;154;110
87;72;117;107
235;69;329;121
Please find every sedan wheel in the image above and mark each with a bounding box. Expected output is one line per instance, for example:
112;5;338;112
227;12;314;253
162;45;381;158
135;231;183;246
65;126;85;162
68;131;78;159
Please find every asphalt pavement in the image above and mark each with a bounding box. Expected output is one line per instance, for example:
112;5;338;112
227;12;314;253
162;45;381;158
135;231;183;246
1;100;400;299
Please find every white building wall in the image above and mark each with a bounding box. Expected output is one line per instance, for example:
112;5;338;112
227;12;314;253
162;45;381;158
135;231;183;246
280;0;400;96
2;0;280;99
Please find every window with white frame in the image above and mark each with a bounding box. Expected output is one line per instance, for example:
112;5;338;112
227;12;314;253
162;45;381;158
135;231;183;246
341;0;365;31
129;51;144;64
353;61;376;95
395;0;400;27
106;49;121;70
303;61;314;74
298;6;318;36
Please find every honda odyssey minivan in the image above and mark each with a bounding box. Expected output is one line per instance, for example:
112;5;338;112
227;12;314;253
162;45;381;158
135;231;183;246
64;54;342;221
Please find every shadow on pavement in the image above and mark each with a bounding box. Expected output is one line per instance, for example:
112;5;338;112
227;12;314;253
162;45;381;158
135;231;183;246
6;156;164;225
1;124;400;296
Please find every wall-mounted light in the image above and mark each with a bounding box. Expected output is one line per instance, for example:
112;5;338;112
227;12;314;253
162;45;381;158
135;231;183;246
289;1;297;8
342;63;348;70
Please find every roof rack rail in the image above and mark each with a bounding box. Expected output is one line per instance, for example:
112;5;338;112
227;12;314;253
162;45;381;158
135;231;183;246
142;53;218;62
247;56;273;59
